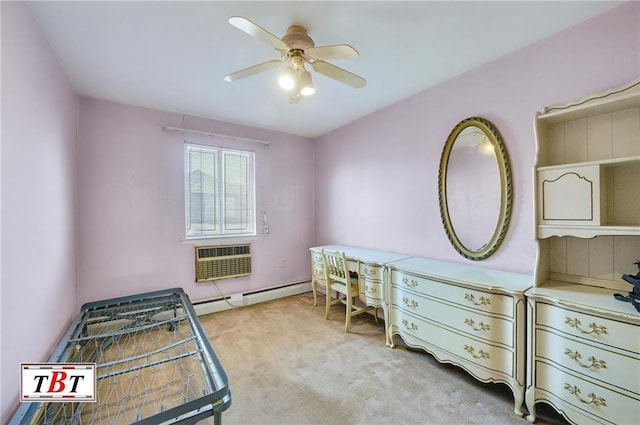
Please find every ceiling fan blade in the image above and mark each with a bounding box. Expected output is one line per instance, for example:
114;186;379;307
229;17;287;51
306;45;358;60
312;61;366;89
224;60;282;82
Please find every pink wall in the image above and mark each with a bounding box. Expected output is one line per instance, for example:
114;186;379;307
1;2;79;420
76;99;315;304
1;1;638;421
315;2;640;274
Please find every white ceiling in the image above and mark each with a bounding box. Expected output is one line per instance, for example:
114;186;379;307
26;1;623;138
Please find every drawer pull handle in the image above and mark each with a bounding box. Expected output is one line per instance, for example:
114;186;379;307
365;285;376;295
464;293;491;307
564;317;608;336
364;267;376;277
402;319;418;332
402;277;419;288
564;349;607;370
563;383;607;407
464;318;490;332
402;297;419;309
464;345;490;360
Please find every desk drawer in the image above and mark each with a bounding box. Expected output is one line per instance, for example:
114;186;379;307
391;308;513;375
391;270;513;317
536;361;640;424
359;263;382;281
392;286;513;347
359;263;384;302
360;277;383;302
311;251;323;264
537;303;639;354
312;263;326;281
536;329;640;395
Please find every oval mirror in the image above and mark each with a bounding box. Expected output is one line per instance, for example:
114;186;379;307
438;117;513;260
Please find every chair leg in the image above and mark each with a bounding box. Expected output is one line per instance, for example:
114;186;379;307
325;287;331;320
345;295;352;332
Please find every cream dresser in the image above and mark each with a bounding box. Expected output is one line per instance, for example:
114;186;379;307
527;78;640;424
387;257;532;415
526;284;639;424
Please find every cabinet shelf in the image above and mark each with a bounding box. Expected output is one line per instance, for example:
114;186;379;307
537;155;640;172
538;224;640;239
537;80;640;124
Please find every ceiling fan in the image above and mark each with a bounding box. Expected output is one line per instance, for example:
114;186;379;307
224;17;366;103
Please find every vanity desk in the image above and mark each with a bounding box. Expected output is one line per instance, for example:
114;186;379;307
309;245;532;416
309;244;410;332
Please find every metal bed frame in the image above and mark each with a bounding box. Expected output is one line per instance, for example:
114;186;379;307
10;288;231;425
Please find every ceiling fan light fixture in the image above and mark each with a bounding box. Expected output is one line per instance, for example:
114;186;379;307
278;66;297;91
299;70;315;96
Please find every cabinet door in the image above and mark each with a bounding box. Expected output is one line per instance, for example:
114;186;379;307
538;164;602;225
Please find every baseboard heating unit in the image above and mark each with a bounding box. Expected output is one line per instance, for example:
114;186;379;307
192;281;312;316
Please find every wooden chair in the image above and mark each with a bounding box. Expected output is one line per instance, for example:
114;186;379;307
321;248;374;332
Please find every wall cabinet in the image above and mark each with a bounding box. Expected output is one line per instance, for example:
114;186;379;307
534;79;640;240
527;78;640;424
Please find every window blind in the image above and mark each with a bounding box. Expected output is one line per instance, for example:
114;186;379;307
185;144;255;238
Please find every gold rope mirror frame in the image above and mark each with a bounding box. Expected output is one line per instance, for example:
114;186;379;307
438;117;513;261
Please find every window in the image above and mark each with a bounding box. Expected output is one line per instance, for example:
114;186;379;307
185;143;255;238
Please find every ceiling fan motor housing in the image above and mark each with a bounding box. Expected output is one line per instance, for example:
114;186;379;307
282;25;315;50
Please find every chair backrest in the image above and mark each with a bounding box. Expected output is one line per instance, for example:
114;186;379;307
321;249;350;285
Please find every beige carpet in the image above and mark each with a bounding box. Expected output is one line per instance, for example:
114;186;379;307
199;293;568;425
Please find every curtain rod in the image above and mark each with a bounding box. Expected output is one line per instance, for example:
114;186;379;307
163;126;270;146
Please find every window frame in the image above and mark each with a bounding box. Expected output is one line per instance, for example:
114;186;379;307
184;143;256;240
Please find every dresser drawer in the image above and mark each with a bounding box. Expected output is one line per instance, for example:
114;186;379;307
392;286;514;347
537;303;640;354
536;329;640;396
536;361;640;424
392;270;513;317
391;308;513;375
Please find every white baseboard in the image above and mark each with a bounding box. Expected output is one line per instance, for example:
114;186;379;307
192;281;312;316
